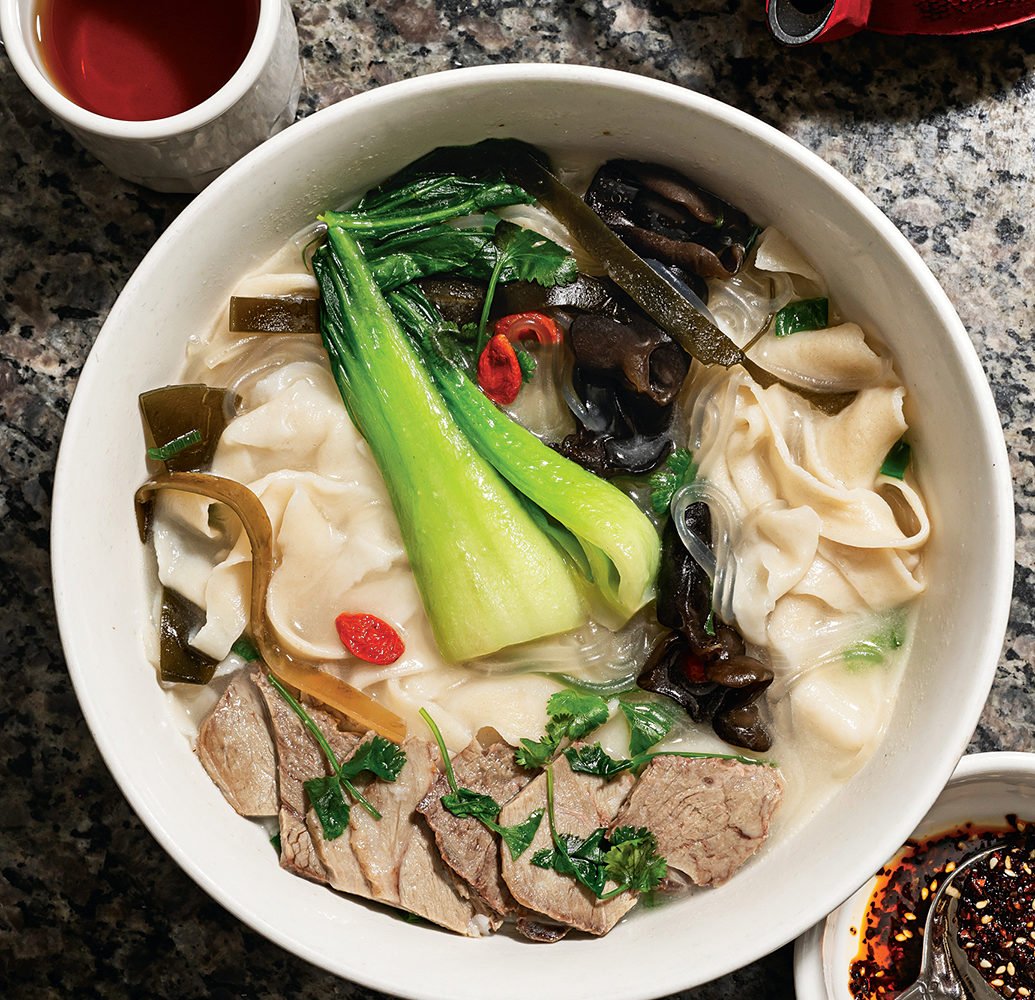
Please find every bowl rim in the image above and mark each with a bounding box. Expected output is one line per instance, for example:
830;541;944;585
50;63;1015;997
793;750;1035;1000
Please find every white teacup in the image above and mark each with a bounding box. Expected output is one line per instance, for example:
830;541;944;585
0;0;302;192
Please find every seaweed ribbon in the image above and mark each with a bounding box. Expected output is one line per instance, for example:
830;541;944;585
135;471;407;742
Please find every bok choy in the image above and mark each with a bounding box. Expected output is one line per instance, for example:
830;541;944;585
313;226;585;663
390;283;660;625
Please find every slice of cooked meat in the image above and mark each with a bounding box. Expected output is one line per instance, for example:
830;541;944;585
585;765;635;823
417;729;533;917
610;756;784;887
343;736;496;936
515;915;570;943
253;671;361;884
349;737;438;903
398;822;497;937
196;669;277;817
498;754;639;936
307;731;378;900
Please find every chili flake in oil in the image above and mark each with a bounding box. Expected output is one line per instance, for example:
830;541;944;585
848;816;1034;999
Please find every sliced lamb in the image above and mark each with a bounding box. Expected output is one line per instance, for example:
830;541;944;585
417;729;532;917
498;754;638;936
346;736;496;936
307;732;379;900
515;916;570;943
196;668;277;817
398;823;497;937
253;671;361;884
610;756;784;887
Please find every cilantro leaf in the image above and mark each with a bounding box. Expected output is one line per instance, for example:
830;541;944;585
774;297;829;337
493;222;579;287
476;221;577;351
532;829;609;897
564;743;633;779
648;448;697;515
546;690;610;742
604;827;667;895
515;690;610;769
514;737;557;770
304;774;351;841
619;700;676;757
440;787;501;824
516;349;537;382
495;809;544;860
339;736;407;782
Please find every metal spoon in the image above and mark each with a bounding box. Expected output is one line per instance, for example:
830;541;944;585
897;844;1005;1000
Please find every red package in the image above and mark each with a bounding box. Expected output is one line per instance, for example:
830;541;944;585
767;0;1035;44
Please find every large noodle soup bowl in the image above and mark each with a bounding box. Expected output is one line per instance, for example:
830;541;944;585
51;66;1012;999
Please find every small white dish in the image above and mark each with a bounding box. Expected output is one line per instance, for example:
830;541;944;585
0;0;301;191
795;751;1035;1000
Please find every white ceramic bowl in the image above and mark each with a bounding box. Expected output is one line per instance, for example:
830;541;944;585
51;65;1014;999
795;752;1035;1000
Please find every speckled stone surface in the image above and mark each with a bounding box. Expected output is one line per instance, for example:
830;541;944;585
1;3;1033;998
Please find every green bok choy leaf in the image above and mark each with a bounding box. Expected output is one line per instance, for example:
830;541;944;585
389;284;661;626
312;225;585;663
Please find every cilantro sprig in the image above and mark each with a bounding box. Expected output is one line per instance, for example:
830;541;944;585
419;708;542;859
530;764;667;901
563;742;774;779
514;690;610;770
476;222;578;351
267;673;406;840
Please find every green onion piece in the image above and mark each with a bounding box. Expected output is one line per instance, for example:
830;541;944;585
880;439;911;479
231;637;261;662
774;298;829;337
147;428;202;462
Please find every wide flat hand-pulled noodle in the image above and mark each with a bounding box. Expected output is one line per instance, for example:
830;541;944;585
685;249;929;765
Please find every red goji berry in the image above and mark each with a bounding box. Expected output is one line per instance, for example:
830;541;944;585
493;311;562;345
477;333;523;405
334;612;405;665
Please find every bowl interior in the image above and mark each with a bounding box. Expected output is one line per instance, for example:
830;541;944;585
51;66;1013;1000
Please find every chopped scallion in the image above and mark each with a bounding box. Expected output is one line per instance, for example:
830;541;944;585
147;428;202;462
880;439;911;479
231;637;261;662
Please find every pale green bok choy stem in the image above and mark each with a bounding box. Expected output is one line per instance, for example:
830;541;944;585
313;224;585;662
389;285;661;624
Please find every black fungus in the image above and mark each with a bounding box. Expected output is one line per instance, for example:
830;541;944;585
639;505;774;752
557;311;690;478
586;160;758;281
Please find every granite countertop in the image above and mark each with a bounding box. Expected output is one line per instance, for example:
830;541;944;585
1;3;1033;997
